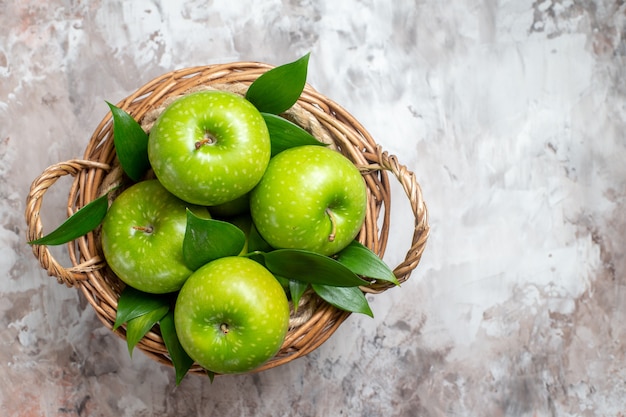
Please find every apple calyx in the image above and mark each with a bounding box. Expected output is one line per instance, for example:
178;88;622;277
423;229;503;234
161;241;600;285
220;323;230;334
325;208;337;242
132;225;154;234
194;131;217;150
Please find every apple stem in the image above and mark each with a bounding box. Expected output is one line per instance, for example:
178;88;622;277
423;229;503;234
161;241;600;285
194;139;210;149
325;208;337;242
132;225;154;234
220;323;230;334
195;132;216;149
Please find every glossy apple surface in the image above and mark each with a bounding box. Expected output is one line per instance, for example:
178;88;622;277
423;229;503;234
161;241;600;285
174;256;290;374
250;145;367;256
148;90;271;206
101;179;209;294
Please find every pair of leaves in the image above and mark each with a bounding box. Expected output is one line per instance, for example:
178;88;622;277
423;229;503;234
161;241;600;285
248;53;325;156
263;249;369;287
260;249;374;316
114;287;193;385
252;241;399;317
246;53;325;155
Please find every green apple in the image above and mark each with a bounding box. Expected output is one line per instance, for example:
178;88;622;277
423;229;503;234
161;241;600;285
174;256;290;374
101;179;210;294
250;145;367;256
147;90;271;206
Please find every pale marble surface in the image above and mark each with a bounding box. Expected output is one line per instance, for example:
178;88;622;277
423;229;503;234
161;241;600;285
2;1;626;416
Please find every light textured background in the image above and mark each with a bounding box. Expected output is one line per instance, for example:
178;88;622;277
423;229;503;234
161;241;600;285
2;1;626;416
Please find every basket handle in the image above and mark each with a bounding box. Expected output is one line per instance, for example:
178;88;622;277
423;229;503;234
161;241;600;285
376;147;430;286
25;159;111;287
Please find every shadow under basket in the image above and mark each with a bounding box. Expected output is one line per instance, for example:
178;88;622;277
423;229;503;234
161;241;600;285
24;61;430;376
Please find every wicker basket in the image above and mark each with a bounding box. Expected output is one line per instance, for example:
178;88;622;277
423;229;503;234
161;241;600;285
24;61;429;375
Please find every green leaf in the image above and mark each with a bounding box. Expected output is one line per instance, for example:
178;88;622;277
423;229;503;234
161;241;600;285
160;310;194;385
247;222;274;253
183;209;246;271
289;280;309;312
335;241;399;285
262;113;326;157
245;53;310;114
312;284;373;317
273;275;290;292
244;250;267;266
113;286;172;330
107;102;150;182
28;192;110;246
126;304;169;356
261;249;369;287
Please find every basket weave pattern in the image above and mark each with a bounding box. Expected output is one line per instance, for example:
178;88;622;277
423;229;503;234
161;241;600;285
25;62;429;374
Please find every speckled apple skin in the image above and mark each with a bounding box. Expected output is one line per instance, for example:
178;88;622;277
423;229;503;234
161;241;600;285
148;90;271;206
250;145;368;256
174;257;290;374
101;180;209;294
